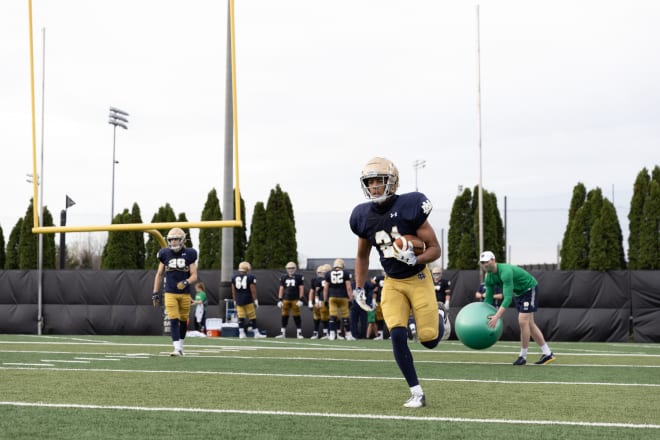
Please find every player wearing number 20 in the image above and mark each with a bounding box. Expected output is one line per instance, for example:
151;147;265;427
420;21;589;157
152;227;198;356
350;157;444;408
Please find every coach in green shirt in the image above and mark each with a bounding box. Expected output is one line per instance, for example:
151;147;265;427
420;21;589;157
480;251;556;366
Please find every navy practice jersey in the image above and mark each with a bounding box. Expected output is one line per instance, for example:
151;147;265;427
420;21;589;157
157;247;198;293
434;279;451;302
350;192;432;279
325;269;352;298
310;276;325;300
232;272;257;306
280;273;305;300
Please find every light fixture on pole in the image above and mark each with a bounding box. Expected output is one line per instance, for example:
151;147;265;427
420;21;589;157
413;159;426;192
108;106;129;222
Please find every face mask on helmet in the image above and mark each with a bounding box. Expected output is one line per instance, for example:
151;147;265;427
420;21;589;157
360;157;399;204
285;263;297;276
166;228;186;252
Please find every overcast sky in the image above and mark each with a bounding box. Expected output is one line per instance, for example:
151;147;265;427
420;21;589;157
2;0;659;268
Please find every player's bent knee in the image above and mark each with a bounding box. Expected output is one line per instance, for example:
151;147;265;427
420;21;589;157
419;327;438;344
421;338;439;349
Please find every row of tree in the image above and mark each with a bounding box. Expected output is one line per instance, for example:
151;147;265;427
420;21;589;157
1;166;658;270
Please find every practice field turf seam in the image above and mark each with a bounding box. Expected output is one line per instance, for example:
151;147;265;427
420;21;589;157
1;401;659;430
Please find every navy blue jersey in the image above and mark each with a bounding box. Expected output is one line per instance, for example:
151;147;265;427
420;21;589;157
434;279;451;302
157;247;198;293
350;192;432;279
310;276;325;300
232;272;257;306
325;269;352;298
280;273;305;300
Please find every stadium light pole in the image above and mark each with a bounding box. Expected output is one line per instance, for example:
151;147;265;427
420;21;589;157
108;107;129;222
413;159;426;191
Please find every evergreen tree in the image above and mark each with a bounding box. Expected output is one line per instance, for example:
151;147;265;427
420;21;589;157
145;204;177;269
264;184;297;268
245;201;268;268
101;209;141;269
638;180;660;269
447;188;474;269
0;226;5;269
199;188;222;269
130;203;146;269
41;208;57;269
5;218;22;269
627;169;649;269
560;182;587;268
563;206;590;269
234;193;248;268
18;201;38;269
589;199;626;270
17;200;56;269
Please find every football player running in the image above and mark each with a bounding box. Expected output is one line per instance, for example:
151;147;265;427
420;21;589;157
350;157;444;408
152;228;198;356
276;262;306;339
231;261;267;339
322;259;356;341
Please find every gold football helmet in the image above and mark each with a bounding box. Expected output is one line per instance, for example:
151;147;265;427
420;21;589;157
333;258;345;269
360;157;399;204
166;228;186;252
238;261;252;272
285;261;297;276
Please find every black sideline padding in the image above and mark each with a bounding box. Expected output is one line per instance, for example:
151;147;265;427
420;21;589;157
1;269;658;342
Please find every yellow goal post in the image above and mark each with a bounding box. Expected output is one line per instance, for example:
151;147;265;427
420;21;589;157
26;0;242;248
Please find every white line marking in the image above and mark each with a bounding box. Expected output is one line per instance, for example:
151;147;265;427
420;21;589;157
1;365;658;388
0;401;658;429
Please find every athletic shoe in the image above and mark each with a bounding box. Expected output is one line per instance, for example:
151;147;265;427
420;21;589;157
534;353;556;365
297;334;305;339
275;333;286;339
239;333;247;339
345;334;356;341
513;356;526;366
253;331;267;339
170;350;183;357
329;332;336;341
440;310;451;341
320;335;329;340
409;323;418;342
373;333;383;340
310;332;319;340
403;392;426;408
336;335;345;340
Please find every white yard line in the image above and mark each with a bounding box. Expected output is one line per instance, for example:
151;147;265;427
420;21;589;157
1;401;658;430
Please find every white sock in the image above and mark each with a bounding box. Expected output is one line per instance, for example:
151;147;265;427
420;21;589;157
541;344;552;356
280;328;286;334
410;385;423;395
520;348;528;358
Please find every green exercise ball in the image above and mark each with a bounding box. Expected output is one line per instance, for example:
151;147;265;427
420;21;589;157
455;302;503;350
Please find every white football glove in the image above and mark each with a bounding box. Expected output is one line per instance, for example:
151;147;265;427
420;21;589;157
308;301;314;310
296;299;304;308
392;239;417;266
277;300;283;309
254;299;259;309
354;287;374;312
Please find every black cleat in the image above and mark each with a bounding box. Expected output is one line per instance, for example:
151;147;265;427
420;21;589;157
513;356;527;366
